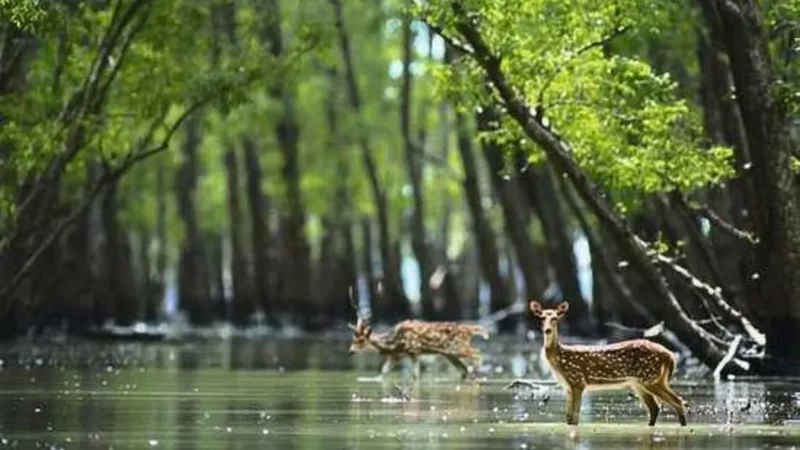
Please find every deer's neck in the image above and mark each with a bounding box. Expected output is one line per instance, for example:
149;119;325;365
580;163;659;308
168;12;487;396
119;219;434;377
369;332;395;353
543;329;562;359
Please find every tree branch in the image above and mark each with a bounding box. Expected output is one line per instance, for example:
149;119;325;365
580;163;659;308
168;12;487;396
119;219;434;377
13;0;153;229
424;21;474;56
536;26;629;112
712;334;743;381
652;250;766;346
688;200;759;244
0;98;209;307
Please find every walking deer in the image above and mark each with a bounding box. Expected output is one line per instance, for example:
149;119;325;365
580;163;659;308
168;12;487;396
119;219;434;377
348;295;488;380
530;300;687;426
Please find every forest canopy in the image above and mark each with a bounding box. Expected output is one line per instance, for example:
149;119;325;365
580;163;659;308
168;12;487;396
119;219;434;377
0;0;799;374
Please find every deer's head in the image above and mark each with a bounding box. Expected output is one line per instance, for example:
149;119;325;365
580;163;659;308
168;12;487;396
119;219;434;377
348;317;374;354
348;287;374;354
530;300;569;346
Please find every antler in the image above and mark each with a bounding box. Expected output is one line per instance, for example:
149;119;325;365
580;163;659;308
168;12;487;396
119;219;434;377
348;286;363;331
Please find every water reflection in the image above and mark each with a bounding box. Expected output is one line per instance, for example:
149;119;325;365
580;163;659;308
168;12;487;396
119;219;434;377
0;339;796;449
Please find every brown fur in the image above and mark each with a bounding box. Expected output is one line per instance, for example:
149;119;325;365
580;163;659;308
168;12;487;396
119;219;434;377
349;319;487;380
531;300;687;427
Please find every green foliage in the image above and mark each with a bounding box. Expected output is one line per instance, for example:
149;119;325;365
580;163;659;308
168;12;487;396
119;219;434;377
0;0;46;31
419;0;735;210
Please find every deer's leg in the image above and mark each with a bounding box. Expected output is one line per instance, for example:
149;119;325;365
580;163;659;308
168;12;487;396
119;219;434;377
469;353;482;375
445;355;469;380
466;347;482;368
565;386;584;425
633;386;660;426
380;356;396;376
410;355;421;380
649;384;687;426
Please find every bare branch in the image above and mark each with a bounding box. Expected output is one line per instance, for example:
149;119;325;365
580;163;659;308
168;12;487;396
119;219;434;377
689;201;759;244
605;321;665;338
712;334;744;381
112;100;209;178
652;249;766;346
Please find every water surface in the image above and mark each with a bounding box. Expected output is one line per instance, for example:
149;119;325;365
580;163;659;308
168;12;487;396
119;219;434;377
0;337;798;449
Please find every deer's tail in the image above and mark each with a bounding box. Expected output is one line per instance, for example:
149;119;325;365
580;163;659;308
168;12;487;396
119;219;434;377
664;353;676;381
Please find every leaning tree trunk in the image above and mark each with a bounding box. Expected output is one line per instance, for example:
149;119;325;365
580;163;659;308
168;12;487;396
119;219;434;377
454;111;511;330
443;5;728;366
400;7;434;319
330;0;409;321
697;0;800;368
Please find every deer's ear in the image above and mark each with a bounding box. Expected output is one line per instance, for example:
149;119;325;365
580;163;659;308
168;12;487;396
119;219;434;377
364;326;372;338
556;301;570;316
529;301;544;318
348;323;357;332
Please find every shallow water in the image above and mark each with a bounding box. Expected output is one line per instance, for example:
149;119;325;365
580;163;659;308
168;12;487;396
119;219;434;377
0;337;798;449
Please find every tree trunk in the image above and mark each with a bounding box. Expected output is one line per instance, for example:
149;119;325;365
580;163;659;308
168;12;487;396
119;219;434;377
150;160;168;323
262;0;312;326
699;0;800;367
242;137;276;325
206;232;227;321
224;148;252;325
139;228;158;323
517;159;589;332
361;218;378;319
559;177;655;327
60;172;95;331
174;114;213;325
324;67;358;326
101;180;135;325
454;110;510;329
330;0;409;321
318;217;338;327
478;105;544;306
400;7;434;319
434;100;462;321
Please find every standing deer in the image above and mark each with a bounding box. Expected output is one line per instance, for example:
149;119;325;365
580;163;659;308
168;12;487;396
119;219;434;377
347;293;488;380
530;300;687;426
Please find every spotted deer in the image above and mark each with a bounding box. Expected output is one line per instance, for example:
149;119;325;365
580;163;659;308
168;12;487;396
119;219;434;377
530;300;687;426
348;296;488;380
